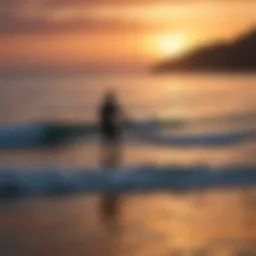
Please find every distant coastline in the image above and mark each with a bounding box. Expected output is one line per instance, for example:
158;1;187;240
153;27;256;73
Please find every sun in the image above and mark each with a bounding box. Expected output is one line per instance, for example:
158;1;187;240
159;35;187;57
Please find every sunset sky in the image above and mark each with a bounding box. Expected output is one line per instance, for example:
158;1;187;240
0;0;255;72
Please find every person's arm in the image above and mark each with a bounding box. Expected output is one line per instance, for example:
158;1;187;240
118;105;131;127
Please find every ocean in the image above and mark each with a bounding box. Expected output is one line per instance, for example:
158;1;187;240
0;72;255;255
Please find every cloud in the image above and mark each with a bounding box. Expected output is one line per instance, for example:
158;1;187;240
0;0;255;35
0;1;131;34
0;0;178;34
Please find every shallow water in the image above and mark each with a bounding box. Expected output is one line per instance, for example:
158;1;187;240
0;73;255;255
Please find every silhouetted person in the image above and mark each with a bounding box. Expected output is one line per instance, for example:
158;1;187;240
99;91;123;144
99;91;125;219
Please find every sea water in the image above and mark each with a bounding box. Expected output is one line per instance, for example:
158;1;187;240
0;72;255;255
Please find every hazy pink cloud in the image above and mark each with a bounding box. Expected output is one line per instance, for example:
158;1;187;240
0;0;255;35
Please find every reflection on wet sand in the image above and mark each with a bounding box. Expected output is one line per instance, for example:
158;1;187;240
0;189;255;256
100;143;122;221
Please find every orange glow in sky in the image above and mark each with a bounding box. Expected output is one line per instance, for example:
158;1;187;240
0;0;255;71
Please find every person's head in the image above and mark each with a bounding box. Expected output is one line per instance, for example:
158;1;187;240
103;90;117;105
